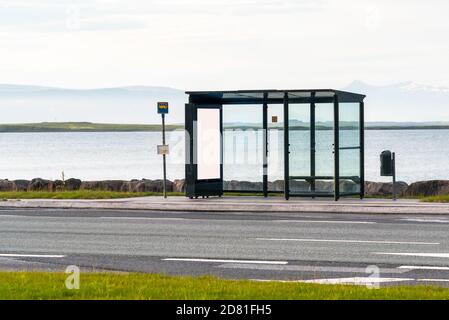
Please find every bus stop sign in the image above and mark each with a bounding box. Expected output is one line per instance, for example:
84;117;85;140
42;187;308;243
158;102;169;114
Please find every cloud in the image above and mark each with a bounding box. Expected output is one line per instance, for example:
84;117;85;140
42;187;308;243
0;1;144;32
0;0;326;32
0;0;448;91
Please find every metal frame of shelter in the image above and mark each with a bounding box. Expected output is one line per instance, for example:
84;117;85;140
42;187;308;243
185;89;366;201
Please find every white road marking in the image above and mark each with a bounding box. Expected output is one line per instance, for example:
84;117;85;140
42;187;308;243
257;238;439;245
100;217;185;221
251;279;303;283
375;252;449;258
398;266;449;271
272;220;376;225
400;218;449;224
162;258;288;265
220;264;407;274
297;277;413;285
302;277;413;285
255;278;449;285
0;254;65;258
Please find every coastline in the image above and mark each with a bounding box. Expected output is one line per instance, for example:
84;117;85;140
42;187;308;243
1;122;449;133
1;178;448;198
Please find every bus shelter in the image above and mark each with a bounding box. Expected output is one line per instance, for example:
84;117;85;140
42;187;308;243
185;89;366;201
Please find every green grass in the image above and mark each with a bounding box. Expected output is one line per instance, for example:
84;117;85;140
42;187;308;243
0;122;184;133
420;195;449;203
0;272;448;300
0;190;184;200
223;192;283;197
0;190;446;202
0;191;280;200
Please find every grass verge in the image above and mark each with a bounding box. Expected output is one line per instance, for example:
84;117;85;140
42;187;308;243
420;195;449;203
1;190;446;202
0;191;290;200
0;272;448;300
0;190;184;200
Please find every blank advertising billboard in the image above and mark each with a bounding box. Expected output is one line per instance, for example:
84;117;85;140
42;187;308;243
197;108;221;180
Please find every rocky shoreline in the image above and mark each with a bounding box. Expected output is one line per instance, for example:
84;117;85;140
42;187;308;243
1;178;449;197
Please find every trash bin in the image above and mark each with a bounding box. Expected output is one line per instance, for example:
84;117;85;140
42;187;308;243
380;150;393;177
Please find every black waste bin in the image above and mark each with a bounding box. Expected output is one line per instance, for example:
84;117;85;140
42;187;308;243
380;150;393;177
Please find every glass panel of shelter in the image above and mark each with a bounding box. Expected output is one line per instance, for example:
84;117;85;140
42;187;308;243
338;103;361;195
288;101;336;196
267;104;284;192
222;104;263;192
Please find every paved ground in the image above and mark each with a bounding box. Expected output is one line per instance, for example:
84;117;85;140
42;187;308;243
1;196;449;214
2;207;449;287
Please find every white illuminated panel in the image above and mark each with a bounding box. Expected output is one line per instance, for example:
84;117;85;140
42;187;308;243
197;108;221;180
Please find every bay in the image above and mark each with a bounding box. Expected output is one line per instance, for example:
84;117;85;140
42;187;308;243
0;129;446;183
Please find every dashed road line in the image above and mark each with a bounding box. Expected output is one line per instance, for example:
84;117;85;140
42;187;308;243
375;252;449;258
0;254;65;258
257;238;439;245
272;220;376;225
162;258;288;265
398;266;449;271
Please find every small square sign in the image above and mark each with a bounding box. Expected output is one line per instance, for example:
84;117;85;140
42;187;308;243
158;102;169;114
272;116;278;123
157;145;169;155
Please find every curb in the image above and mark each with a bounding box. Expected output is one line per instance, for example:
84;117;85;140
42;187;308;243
1;199;449;215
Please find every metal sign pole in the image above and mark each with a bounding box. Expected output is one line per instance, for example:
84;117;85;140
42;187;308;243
157;102;169;199
392;152;396;201
162;113;167;199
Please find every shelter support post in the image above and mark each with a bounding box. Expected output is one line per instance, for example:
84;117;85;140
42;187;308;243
310;92;316;197
333;95;340;201
283;92;289;200
360;101;365;199
263;93;268;197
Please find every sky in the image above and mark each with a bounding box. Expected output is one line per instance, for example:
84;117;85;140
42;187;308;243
0;0;449;90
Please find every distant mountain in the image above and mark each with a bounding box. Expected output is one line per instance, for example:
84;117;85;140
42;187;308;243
1;81;449;124
0;84;187;124
343;81;449;122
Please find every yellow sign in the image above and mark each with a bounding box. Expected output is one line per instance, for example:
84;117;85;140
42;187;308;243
158;102;169;114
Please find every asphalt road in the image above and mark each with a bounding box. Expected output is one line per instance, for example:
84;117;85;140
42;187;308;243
2;208;449;287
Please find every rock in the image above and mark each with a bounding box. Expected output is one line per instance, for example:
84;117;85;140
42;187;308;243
315;180;335;193
124;180;143;192
53;180;66;191
340;180;358;193
81;180;126;192
120;181;134;192
224;180;263;191
0;179;14;192
268;180;285;192
65;178;82;191
51;178;82;191
8;177;449;199
173;179;186;193
12;180;30;191
28;178;54;192
80;181;97;191
364;181;408;197
402;180;449;197
223;181;237;191
124;179;174;193
290;180;310;193
238;181;263;191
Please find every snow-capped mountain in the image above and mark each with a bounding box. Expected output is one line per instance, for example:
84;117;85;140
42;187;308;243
0;81;448;124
